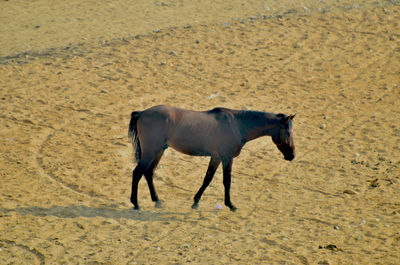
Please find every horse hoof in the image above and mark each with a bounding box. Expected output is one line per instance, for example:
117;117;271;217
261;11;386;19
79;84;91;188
191;202;199;209
133;206;140;211
229;205;237;212
155;200;163;208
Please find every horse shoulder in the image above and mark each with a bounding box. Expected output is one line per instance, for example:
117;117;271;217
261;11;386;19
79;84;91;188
208;108;244;150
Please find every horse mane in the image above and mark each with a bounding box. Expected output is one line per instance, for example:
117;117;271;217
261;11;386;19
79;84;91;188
236;110;279;122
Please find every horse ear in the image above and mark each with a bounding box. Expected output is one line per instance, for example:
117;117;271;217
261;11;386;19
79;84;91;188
282;114;295;124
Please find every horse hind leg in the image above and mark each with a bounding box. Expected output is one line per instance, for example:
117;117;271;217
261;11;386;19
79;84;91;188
130;160;149;210
131;118;168;210
192;156;221;209
144;151;164;208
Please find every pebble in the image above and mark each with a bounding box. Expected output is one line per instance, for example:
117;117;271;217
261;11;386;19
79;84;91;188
320;123;326;129
155;2;168;6
334;225;340;230
343;189;357;195
215;205;223;210
206;93;219;100
100;89;109;94
351;153;360;164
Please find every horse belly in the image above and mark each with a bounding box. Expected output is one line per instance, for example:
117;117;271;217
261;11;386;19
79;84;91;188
167;132;214;156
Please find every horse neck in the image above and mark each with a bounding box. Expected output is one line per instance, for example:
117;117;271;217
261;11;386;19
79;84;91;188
235;111;280;143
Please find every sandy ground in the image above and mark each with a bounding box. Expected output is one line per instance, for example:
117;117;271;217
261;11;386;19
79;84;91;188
1;0;400;264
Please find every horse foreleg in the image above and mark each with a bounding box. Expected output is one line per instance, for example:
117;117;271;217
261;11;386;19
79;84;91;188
222;158;237;212
192;156;221;209
130;162;147;210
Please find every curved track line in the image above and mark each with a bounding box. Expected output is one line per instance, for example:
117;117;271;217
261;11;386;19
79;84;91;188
262;238;309;265
0;239;45;265
3;113;122;206
37;129;95;199
35;123;122;206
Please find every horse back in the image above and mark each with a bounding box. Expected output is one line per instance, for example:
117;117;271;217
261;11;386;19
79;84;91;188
170;106;242;156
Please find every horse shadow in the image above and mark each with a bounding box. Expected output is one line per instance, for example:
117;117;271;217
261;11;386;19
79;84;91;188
0;205;191;222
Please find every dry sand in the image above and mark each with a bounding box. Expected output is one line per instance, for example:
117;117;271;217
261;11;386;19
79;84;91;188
1;0;400;264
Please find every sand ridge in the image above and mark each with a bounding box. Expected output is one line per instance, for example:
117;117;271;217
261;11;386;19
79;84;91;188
1;1;400;264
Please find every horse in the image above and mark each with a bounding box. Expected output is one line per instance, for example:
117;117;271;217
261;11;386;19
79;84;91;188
128;105;295;211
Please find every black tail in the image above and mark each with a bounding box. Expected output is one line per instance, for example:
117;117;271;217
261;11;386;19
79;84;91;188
128;111;141;162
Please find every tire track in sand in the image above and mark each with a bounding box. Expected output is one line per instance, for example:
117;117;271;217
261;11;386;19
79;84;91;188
0;239;45;265
35;115;123;206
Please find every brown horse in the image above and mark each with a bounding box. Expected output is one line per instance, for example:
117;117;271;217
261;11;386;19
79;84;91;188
128;105;295;211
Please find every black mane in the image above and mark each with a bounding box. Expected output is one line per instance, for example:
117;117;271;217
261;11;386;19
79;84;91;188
236;110;280;122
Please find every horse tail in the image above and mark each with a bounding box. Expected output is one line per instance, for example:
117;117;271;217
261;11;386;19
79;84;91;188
128;111;142;162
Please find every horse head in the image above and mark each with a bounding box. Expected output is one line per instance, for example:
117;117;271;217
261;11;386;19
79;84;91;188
272;114;296;161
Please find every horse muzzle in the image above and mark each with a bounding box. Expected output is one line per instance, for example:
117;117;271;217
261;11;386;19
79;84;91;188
284;153;295;161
